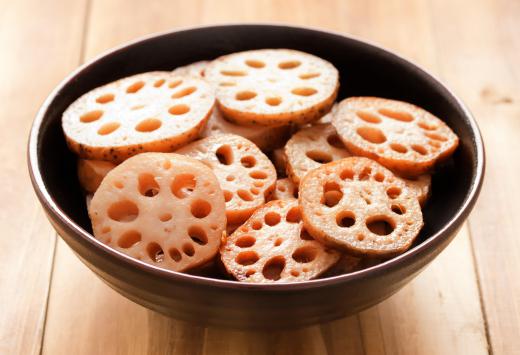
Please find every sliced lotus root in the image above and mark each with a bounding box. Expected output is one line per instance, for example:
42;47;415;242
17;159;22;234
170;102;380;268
204;49;339;126
62;72;215;163
176;134;276;225
299;157;423;257
332;97;459;177
200;107;290;152
77;159;117;193
220;199;340;283
403;174;431;207
272;178;298;200
321;254;361;277
271;148;287;177
313;103;336;124
285;124;351;184
88;153;226;272
171;61;209;78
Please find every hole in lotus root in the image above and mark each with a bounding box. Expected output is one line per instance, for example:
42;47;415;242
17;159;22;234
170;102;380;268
221;70;246;76
117;230;141;248
252;220;262;230
182;243;195;257
96;94;114;104
235;235;256;248
147;242;164;262
265;97;282;106
250;171;267;179
278;60;301;69
357;111;382;124
223;190;233;202
374;172;385;182
168;80;183;89
169;248;182;262
245;59;265;68
300;230;314;240
236;251;259;266
386;186;402;199
250;187;260;195
237;189;254;202
390;143;408;154
336;211;356;228
357;234;365;241
357;126;387;144
216;145;233;165
425;132;447;141
359;167;372;181
391;204;406;215
159;213;172;222
340;168;354;180
154;79;165;87
188;226;208;245
274;238;283;247
306;150;333;164
292;246;318;263
235;91;257;101
299;72;320;79
219;82;236;87
241;156;256;168
126;81;145;93
172;86;197;99
286;206;301;223
412;144;428;155
190;199;211;218
366;216;395;236
418;121;437;130
226;175;235;181
291;270;300;277
262;256;286;281
163;160;172;170
264;212;281;226
138;173;160;197
113;181;124;189
135;118;162;132
169;104;190;115
80;110;103;123
97;122;120;135
429;140;441;148
322;181;343;208
291;87;317;96
108;200;139;222
171;174;196;199
327;134;345;149
378;108;414;122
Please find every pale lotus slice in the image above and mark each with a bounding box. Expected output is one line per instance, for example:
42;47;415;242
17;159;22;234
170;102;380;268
285;124;351;184
220;199;340;283
205;49;339;126
77;159;116;193
272;178;298;200
88;153;226;272
200;108;290;152
62;72;215;163
176;134;277;225
332;97;459;177
171;61;209;78
299;157;423;257
403;174;431;207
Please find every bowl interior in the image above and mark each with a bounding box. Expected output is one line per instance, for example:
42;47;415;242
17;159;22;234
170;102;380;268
34;25;478;279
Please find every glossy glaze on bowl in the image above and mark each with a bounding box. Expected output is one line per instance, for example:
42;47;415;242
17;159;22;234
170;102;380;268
28;24;484;329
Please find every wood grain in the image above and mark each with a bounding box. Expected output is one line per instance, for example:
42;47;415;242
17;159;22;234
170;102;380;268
429;0;520;353
0;0;86;354
35;1;494;354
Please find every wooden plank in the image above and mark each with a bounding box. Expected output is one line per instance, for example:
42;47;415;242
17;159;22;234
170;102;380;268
42;0;490;354
0;0;86;354
340;1;489;353
429;0;520;353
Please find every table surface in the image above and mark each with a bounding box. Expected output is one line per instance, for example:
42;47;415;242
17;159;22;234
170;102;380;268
2;0;519;354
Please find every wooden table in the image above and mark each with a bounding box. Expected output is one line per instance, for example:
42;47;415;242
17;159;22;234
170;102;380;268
2;0;518;353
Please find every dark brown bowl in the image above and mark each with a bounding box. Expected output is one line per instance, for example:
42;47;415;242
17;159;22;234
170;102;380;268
28;24;484;329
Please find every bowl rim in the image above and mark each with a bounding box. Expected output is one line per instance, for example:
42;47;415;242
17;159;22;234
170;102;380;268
27;23;485;292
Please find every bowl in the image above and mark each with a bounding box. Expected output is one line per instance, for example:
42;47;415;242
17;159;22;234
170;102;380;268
28;24;484;329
